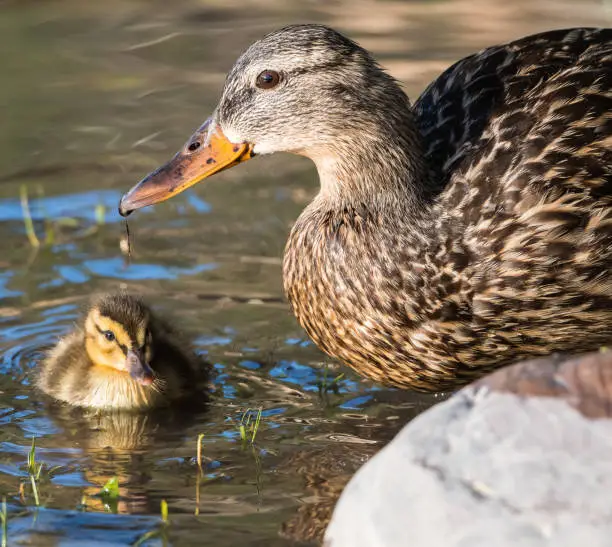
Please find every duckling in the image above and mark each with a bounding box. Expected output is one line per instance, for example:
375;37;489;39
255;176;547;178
37;293;208;411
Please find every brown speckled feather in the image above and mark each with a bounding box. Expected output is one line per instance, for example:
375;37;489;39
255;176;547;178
284;28;612;391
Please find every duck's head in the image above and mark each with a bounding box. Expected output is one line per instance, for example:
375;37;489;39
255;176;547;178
84;294;155;385
119;24;418;215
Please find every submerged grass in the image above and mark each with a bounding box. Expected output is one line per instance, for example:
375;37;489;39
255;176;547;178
252;444;263;504
133;499;169;546
316;363;345;396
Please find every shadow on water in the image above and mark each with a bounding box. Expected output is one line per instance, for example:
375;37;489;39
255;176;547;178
0;0;607;544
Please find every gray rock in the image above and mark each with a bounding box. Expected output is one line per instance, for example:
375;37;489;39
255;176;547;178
324;351;612;547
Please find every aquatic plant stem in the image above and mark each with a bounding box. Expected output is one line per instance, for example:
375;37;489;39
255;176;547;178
251;408;263;444
35;185;54;245
196;434;204;471
29;475;39;507
20;186;40;248
1;497;6;547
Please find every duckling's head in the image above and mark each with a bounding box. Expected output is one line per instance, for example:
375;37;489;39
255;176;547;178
120;24;420;215
84;294;155;385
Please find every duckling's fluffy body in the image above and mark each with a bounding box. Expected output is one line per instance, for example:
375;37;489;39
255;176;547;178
37;294;207;410
120;26;612;391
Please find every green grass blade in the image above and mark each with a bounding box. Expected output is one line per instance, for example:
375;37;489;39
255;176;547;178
27;437;36;474
30;475;39;506
1;496;7;547
100;477;120;499
251;408;263;444
196;434;205;470
95;203;106;226
35;184;54;245
160;499;168;524
132;530;160;546
20;186;40;248
100;476;120;513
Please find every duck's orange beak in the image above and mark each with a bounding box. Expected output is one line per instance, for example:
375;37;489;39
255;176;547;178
119;118;253;216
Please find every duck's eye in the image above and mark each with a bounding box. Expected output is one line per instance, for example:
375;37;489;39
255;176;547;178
188;141;201;152
103;330;115;342
256;70;280;90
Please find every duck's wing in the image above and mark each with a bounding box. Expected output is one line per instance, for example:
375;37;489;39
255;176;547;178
414;27;612;202
408;28;612;368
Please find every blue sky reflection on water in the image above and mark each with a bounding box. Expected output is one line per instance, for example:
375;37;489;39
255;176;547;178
0;190;211;225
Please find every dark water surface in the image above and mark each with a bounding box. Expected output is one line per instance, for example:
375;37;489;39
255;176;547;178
0;0;606;545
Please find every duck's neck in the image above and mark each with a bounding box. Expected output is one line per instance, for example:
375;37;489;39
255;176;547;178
309;103;433;218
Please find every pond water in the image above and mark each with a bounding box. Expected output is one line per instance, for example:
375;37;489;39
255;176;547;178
0;0;607;545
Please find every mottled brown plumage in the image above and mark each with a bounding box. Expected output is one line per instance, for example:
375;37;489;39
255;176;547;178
120;25;612;392
37;293;209;410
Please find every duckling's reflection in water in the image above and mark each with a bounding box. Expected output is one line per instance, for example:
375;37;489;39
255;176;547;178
44;400;207;514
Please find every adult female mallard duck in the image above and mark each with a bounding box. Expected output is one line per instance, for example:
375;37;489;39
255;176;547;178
37;293;208;410
119;25;612;392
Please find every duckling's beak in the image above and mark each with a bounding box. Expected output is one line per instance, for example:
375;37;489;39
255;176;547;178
126;349;155;386
119;117;253;216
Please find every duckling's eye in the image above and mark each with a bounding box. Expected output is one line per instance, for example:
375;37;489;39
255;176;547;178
103;330;115;342
256;70;280;90
187;141;201;152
